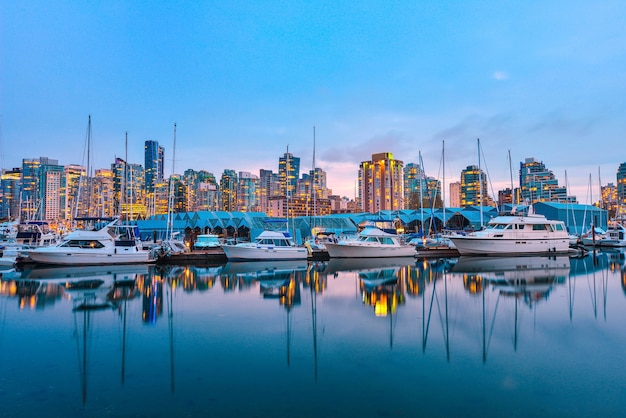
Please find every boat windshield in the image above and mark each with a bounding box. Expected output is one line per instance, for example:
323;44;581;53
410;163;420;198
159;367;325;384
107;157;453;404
60;240;105;249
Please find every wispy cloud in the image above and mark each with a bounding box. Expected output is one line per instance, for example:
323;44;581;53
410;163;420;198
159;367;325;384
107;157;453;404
492;71;509;81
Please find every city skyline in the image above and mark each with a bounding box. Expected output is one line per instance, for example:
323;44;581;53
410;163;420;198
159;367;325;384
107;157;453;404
2;1;625;202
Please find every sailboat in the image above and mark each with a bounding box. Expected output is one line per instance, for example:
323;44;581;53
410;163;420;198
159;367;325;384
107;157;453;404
412;141;459;258
157;123;188;257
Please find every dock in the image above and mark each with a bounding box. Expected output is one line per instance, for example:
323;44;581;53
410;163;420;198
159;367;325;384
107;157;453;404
156;248;227;265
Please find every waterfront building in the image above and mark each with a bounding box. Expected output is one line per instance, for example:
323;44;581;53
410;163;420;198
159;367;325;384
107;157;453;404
297;168;331;216
172;175;187;213
403;163;425;209
93;169;116;218
183;169;218;212
0;168;21;220
63;164;85;221
424;177;442;208
20;158;43;220
112;158;146;219
219;169;238;212
144;140;164;194
38;159;64;223
460;165;491;207
601;183;617;217
498;187;514;207
267;195;331;218
519;157;574;204
237;171;260;212
259;169;281;213
195;181;219;211
278;151;300;198
154;180;170;215
449;181;461;208
617;162;626;217
359;152;404;213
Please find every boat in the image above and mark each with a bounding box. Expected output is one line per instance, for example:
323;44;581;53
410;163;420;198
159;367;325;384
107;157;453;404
193;234;221;250
324;227;416;258
304;230;335;260
583;222;626;247
221;230;308;261
411;235;460;258
26;218;155;266
447;210;570;256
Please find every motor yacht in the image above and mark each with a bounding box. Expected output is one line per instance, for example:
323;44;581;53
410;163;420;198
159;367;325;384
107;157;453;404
448;213;570;256
221;230;308;261
27;218;154;266
324;227;416;258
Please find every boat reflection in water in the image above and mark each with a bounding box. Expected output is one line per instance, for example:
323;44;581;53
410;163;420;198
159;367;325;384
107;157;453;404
322;256;415;276
451;255;570;360
452;255;570;306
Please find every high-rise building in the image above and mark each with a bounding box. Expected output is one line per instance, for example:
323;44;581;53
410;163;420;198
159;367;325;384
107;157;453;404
63;164;86;221
278;152;300;197
144;140;164;194
449;182;461;208
403;163;426;209
93;169;116;218
259;169;280;213
38;158;64;223
112;158;146;219
20;158;43;220
460;165;489;207
219;169;238;212
0;168;21;220
358;152;404;213
519;157;573;204
617;162;626;217
237;171;260;212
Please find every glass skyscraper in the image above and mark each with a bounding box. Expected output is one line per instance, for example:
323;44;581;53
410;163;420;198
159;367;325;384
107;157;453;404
145;140;164;194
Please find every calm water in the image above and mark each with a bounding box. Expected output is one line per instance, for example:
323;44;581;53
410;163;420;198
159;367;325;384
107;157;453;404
1;251;625;417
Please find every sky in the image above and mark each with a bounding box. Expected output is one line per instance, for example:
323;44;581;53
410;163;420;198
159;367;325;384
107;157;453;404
1;1;625;205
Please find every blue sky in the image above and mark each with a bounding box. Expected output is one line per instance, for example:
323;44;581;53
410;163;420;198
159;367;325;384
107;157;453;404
2;1;625;204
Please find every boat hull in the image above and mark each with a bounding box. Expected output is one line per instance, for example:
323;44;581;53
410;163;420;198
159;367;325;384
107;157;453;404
325;243;415;258
221;244;308;261
27;248;153;265
448;236;570;256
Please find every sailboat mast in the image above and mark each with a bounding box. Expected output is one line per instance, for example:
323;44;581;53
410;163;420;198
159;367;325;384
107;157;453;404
478;138;483;228
442;140;446;231
508;149;515;205
166;123;177;240
418;151;425;235
312;126;316;219
285;144;291;235
87;115;92;218
122;132;128;218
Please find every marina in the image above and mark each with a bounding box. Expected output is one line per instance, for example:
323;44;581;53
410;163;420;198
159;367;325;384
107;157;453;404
1;249;625;417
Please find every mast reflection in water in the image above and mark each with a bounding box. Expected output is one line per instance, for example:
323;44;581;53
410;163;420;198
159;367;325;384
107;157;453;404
1;250;626;417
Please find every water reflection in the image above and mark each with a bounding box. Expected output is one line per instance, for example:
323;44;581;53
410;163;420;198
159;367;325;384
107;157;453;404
1;250;626;415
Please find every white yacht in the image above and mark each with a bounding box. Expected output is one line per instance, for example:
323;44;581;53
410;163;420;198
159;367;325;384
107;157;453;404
582;222;626;247
448;213;570;256
27;218;155;266
221;230;308;261
324;227;416;258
